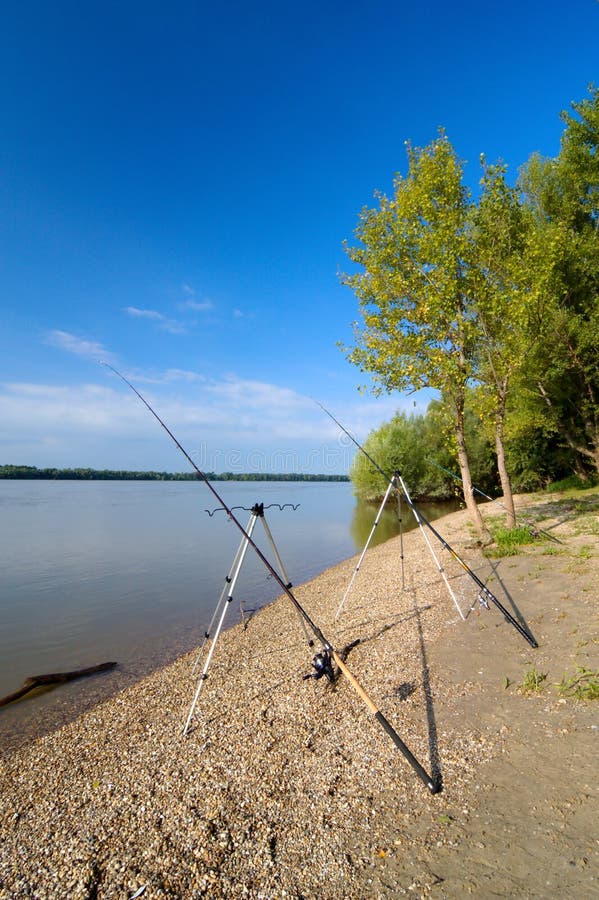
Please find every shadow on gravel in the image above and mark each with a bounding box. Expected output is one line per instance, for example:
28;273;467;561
412;597;443;791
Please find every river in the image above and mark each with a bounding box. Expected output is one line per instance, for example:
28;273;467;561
0;479;457;751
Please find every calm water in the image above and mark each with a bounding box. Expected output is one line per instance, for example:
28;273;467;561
0;480;455;750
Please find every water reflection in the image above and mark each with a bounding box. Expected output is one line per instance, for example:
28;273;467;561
350;496;463;549
0;480;462;754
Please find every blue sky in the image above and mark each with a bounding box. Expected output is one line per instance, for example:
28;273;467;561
1;1;597;473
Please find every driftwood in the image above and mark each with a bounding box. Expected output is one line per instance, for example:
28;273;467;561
0;662;117;708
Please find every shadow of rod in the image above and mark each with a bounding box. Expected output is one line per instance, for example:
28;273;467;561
412;594;443;791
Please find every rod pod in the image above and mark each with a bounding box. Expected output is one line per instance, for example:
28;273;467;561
186;502;313;734
184;508;259;734
104;364;439;794
335;472;465;623
315;400;538;649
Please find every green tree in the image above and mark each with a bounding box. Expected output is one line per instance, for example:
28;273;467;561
349;410;447;501
469;161;546;525
341;133;491;540
349;400;496;503
518;86;599;476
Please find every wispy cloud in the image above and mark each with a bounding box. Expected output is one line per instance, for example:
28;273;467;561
206;377;309;411
0;382;148;432
180;283;213;312
123;306;164;321
123;306;187;335
125;368;206;385
183;299;213;312
0;366;417;473
45;330;118;363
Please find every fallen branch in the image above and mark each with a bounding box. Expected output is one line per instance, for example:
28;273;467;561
0;662;118;708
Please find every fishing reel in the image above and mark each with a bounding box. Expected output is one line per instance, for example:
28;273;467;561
303;648;335;683
477;592;490;610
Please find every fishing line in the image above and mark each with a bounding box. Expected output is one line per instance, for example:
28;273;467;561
102;363;439;793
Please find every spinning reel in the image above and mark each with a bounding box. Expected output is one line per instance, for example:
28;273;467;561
303;648;336;683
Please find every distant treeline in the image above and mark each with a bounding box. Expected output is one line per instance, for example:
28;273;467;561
0;465;349;483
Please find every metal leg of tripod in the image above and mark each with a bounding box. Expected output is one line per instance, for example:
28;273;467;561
183;510;259;735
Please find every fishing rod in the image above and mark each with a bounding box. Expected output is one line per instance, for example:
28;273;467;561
103;363;439;794
316;401;538;649
426;459;561;543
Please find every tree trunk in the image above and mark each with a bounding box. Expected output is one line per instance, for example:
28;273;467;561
453;400;492;543
495;388;517;528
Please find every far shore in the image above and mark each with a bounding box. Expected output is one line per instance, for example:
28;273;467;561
1;490;597;898
0;464;349;482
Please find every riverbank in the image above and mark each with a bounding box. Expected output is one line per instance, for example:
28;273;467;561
1;492;598;898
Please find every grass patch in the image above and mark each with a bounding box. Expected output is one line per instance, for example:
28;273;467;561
545;475;599;493
575;544;594;559
519;667;547;694
557;667;599;700
571;516;599;537
540;545;566;556
488;525;538;557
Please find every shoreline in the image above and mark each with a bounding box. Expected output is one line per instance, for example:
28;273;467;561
1;494;598;897
0;492;458;759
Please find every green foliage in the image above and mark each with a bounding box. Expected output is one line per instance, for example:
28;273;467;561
519;667;547;694
462;403;498;495
516;86;599;478
545;474;599;493
504;426;578;491
342;132;477;408
557;667;599;700
342;88;599;498
350;400;497;501
350;411;439;501
488;525;538;557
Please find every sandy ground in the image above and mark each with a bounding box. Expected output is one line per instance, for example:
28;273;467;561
0;491;598;898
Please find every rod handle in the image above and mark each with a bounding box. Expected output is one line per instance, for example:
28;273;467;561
333;652;439;794
375;711;439;794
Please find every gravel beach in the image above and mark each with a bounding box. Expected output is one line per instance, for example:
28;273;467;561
1;493;598;898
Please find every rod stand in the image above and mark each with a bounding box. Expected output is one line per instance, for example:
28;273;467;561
183;504;298;735
335;472;466;622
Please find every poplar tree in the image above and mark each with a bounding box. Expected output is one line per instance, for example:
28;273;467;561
469;162;541;526
341;133;492;541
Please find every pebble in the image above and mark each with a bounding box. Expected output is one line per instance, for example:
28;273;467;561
0;506;564;898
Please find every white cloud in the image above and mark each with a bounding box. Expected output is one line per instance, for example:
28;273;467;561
123;307;187;334
182;299;213;312
0;366;425;473
123;306;165;321
179;283;213;312
206;377;310;411
0;382;147;435
44;330;117;363
125;368;206;385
